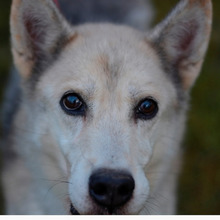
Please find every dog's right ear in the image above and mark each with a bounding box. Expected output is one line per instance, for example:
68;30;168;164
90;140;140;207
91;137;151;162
10;0;72;78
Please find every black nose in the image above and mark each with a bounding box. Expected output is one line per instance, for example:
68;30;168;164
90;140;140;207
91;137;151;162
89;169;135;211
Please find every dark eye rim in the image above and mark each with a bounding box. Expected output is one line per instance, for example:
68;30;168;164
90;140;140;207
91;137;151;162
60;91;86;116
134;97;159;120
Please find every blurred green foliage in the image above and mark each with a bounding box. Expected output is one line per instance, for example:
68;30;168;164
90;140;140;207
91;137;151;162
0;0;11;214
0;1;11;101
0;0;219;215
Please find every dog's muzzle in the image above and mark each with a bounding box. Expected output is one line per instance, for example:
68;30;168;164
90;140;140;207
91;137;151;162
70;169;135;215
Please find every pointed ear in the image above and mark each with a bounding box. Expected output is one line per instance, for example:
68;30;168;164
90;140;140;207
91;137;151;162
150;0;212;90
10;0;72;78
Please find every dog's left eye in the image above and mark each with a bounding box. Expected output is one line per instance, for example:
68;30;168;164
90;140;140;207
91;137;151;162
135;98;158;120
60;92;86;116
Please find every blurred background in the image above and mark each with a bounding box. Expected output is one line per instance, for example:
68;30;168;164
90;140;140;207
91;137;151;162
0;0;219;215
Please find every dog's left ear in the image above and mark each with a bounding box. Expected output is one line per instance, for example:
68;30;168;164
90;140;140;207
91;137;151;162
150;0;212;90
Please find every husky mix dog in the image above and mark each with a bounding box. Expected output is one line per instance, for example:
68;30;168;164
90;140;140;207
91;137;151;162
1;0;212;215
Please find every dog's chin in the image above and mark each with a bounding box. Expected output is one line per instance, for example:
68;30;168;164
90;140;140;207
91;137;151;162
70;203;127;215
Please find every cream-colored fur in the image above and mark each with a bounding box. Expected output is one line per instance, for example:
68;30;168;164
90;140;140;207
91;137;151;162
2;0;212;214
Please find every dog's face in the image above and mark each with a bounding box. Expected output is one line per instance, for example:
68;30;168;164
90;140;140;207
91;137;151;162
10;0;212;215
38;25;179;214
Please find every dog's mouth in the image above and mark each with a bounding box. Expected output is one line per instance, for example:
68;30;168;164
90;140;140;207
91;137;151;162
70;203;121;215
70;203;80;215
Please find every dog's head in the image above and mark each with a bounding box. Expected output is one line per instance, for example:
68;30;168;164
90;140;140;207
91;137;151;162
10;0;212;214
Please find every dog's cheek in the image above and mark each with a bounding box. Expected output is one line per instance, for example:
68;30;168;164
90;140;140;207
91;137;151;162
68;158;95;214
130;123;154;167
126;169;150;214
122;132;152;213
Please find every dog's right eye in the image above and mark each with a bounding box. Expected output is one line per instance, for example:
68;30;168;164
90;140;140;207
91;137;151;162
60;92;86;116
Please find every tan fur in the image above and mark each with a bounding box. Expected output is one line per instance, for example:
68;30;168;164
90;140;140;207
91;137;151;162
63;33;79;49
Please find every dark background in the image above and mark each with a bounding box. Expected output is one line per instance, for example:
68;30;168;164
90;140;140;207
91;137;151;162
0;0;219;215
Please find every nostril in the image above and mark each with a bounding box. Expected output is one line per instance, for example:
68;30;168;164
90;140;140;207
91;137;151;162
118;184;132;196
92;183;107;196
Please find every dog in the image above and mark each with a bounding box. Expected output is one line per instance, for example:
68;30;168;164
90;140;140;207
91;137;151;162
1;0;212;215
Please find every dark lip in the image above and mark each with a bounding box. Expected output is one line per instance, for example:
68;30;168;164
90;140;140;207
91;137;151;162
70;203;121;215
70;203;80;215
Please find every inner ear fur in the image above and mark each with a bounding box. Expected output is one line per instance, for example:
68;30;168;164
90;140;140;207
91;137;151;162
10;0;72;78
150;0;212;90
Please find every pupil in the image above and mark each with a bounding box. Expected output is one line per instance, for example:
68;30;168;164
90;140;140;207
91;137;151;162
67;96;78;104
60;92;86;115
141;101;153;113
135;98;158;120
65;95;81;110
143;101;151;109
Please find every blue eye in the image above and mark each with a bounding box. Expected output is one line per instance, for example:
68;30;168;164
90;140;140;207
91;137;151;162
135;98;158;120
60;92;86;116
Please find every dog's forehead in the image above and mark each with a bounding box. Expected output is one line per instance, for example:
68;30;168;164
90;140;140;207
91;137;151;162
40;24;174;102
